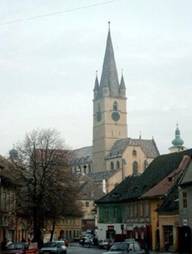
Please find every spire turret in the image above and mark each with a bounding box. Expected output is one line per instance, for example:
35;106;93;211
100;22;119;97
94;72;99;99
119;72;126;97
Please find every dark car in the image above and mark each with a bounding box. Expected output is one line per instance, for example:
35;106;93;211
102;241;145;254
39;241;67;254
2;242;29;254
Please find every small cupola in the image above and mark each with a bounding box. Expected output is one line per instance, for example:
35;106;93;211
172;124;184;147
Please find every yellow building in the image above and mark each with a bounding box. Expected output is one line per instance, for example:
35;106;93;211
43;217;82;242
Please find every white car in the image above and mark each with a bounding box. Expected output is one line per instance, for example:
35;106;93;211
102;241;145;254
39;241;67;254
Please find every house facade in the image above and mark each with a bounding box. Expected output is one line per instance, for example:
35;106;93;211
178;160;192;253
96;150;192;251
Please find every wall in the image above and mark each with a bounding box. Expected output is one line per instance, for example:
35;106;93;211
158;214;179;252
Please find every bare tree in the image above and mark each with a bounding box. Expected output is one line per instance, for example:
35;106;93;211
11;129;81;246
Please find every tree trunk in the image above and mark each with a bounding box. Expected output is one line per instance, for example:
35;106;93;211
50;218;56;242
33;207;43;248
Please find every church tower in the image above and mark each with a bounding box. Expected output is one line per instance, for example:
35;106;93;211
92;23;127;172
169;124;186;153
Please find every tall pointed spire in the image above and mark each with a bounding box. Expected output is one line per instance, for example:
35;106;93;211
100;22;119;97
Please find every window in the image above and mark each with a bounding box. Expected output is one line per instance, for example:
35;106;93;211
85;201;89;207
116;161;120;169
144;201;149;217
113;101;118;111
183;192;187;208
83;165;87;174
132;161;138;176
132;150;137;156
111;162;114;170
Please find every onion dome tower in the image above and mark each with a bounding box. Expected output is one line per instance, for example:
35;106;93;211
169;124;185;153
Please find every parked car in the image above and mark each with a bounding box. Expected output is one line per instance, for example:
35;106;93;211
124;239;136;243
98;240;113;249
102;241;145;254
39;241;67;254
2;242;29;254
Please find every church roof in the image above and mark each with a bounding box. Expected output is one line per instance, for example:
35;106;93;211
99;24;120;97
70;138;159;166
96;149;192;204
79;178;105;200
70;146;92;165
106;138;160;159
88;170;118;182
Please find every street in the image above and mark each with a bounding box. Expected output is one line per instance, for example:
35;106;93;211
68;245;104;254
67;245;174;254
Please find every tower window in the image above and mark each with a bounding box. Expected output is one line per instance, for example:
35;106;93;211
111;162;114;170
132;161;138;176
83;165;87;174
113;101;118;111
116;161;120;169
132;150;137;156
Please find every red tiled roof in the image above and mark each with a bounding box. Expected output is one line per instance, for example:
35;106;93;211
142;155;191;198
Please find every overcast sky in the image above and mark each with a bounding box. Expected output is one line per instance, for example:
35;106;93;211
0;0;192;156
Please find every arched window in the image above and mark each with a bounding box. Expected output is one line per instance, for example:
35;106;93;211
111;161;114;170
116;160;120;169
132;149;137;156
132;161;138;176
83;165;87;174
144;160;148;170
113;101;118;111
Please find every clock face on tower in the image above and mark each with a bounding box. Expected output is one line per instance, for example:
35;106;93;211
111;111;120;121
